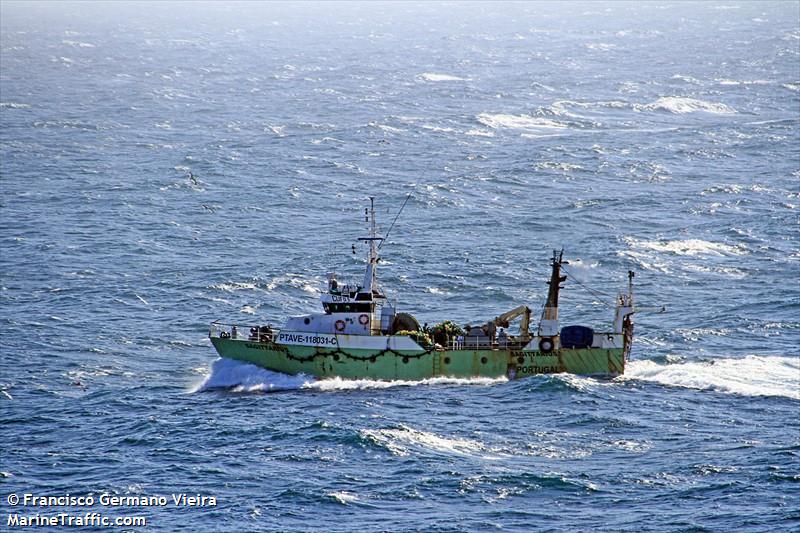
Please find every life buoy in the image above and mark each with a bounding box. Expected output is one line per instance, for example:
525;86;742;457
335;319;346;332
539;337;554;354
358;314;369;326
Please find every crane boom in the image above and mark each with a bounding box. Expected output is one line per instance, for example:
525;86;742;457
491;305;532;340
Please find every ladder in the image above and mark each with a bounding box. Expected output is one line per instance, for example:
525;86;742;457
432;353;441;376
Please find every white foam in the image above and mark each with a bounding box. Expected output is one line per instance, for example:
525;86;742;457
62;40;95;48
212;281;258;292
671;74;702;84
193;358;506;393
716;79;770;86
476;113;568;131
552;99;631;115
420;72;465;82
626;356;799;400
361;425;490;457
307;375;506;391
628;238;747;257
192;358;312;392
0;102;31;109
644;97;736;115
464;128;494;137
585;42;616;51
327;491;359;505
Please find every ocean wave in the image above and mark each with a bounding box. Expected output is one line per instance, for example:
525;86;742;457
62;40;96;48
464;128;494;137
671;74;702;84
211;281;258;292
326;491;359;505
419;72;465;82
715;79;771;86
626;238;748;257
551;99;631;115
549;97;736;116
585;42;616;51
0;102;31;109
476;113;568;132
265;274;321;294
626;356;800;400
643;97;737;115
192;358;312;392
361;424;491;457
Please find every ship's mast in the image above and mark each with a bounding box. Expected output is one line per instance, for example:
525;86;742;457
359;197;381;295
539;249;567;337
544;250;566;318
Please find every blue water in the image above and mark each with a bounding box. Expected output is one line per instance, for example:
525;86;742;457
2;1;799;531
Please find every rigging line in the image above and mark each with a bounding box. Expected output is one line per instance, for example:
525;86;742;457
560;265;616;306
378;193;411;250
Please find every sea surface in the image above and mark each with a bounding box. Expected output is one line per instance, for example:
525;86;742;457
1;1;799;531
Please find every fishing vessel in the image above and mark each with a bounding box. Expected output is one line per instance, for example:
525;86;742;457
209;199;640;381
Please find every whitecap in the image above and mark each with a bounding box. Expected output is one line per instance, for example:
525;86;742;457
476;113;568;131
420;124;456;133
626;356;800;400
585;43;616;51
644;97;736;115
465;128;494;137
716;79;771;86
419;72;465;82
0;102;31;109
62;40;95;48
361;425;491;457
628;238;747;257
310;136;345;144
550;99;631;116
374;123;406;134
425;287;450;295
327;491;359;505
212;281;258;292
671;74;702;85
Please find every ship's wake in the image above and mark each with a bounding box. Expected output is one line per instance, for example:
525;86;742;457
626;355;799;400
192;356;798;400
192;358;507;393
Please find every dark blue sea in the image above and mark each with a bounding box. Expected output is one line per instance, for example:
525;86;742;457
2;1;799;531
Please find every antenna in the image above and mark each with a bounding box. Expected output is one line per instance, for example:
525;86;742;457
378;193;411;250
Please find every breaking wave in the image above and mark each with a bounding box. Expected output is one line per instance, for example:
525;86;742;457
192;358;312;392
625;238;748;257
0;102;31;109
643;97;737;115
360;424;492;457
419;72;465;82
549;97;736;116
626;356;799;400
476;113;568;132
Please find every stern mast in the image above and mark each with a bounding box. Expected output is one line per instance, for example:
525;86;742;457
538;249;567;338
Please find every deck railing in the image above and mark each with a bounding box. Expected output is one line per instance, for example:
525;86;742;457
210;321;531;351
209;321;280;342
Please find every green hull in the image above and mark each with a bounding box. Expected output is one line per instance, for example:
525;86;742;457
209;337;625;380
